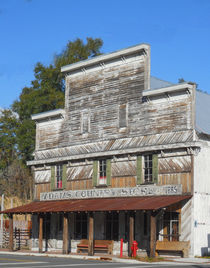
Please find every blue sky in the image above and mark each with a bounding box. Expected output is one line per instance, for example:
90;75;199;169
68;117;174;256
0;0;210;108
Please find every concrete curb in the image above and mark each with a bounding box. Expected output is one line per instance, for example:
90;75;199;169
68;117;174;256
0;251;210;265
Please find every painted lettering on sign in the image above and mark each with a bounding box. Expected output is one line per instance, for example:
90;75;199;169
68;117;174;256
40;185;182;201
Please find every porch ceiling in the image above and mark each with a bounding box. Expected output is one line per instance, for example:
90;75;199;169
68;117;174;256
0;195;191;215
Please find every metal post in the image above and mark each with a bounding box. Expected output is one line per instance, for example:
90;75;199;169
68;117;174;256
0;194;4;247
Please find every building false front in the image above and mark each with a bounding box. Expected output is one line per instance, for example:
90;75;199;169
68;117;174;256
3;44;210;257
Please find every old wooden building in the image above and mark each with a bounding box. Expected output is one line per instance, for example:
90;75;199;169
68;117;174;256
2;44;210;257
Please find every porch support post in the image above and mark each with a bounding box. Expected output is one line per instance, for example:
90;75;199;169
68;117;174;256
9;214;13;251
63;213;69;254
128;212;134;257
39;214;43;253
150;211;157;258
88;212;94;256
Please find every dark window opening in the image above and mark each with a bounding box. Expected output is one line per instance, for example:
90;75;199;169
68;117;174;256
105;212;119;241
142;96;148;103
143;212;148;236
43;214;51;239
75;213;87;239
58;214;63;232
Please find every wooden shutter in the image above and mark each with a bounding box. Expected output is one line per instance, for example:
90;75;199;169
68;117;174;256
136;155;142;185
51;166;55;190
106;159;111;186
92;160;98;187
152;154;158;184
62;164;67;189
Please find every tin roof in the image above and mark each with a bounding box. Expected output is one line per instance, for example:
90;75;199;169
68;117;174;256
150;76;174;89
1;195;191;214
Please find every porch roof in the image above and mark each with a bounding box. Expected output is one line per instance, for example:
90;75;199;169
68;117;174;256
0;195;191;215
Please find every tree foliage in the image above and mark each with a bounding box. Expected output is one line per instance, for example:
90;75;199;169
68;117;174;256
0;109;18;170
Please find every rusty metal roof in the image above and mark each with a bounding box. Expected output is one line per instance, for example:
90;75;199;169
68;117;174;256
1;195;191;214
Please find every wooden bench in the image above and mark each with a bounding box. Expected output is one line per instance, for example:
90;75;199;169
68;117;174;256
156;241;190;257
77;239;113;254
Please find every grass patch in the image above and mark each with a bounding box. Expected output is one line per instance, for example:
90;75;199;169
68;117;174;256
131;256;165;262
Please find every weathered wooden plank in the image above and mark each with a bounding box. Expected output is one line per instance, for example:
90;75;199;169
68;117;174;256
9;214;13;251
88;213;94;256
35;183;50;199
159;155;191;174
112;160;136;177
63;214;68;254
128;213;134;257
111;177;136;188
39;215;43;253
150;212;157;258
67;165;92;181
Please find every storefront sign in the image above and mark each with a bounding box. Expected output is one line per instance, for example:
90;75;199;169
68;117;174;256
40;184;182;201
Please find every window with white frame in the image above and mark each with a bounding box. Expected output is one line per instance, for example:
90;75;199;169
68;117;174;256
99;159;106;185
56;164;63;189
144;154;153;183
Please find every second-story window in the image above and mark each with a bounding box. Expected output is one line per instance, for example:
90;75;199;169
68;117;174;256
51;164;67;191
137;154;158;185
119;104;127;128
99;159;106;185
81;111;90;134
92;159;111;187
56;165;63;189
144;154;153;183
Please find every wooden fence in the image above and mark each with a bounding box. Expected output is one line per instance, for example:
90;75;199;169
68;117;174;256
0;220;32;249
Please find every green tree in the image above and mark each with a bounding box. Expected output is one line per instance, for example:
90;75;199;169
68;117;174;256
0;109;18;170
12;37;103;162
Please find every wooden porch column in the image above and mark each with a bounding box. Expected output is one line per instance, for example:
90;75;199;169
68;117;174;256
88;212;94;256
63;213;69;254
150;211;157;258
39;214;43;253
9;214;13;251
128;212;134;257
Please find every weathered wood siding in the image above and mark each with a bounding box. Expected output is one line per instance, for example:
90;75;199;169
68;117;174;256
34;151;192;199
65;61;145;145
158;154;192;193
34;168;51;183
35;183;50;200
36;118;64;150
33;55;194;164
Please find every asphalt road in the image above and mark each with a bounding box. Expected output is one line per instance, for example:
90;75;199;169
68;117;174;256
0;254;210;268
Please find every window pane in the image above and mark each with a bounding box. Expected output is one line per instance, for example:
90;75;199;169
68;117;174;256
144;155;153;183
56;165;63;188
99;159;107;184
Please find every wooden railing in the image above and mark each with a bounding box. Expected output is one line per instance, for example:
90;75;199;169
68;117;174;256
2;228;32;249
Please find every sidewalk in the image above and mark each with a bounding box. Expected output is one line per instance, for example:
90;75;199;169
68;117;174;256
0;248;210;265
